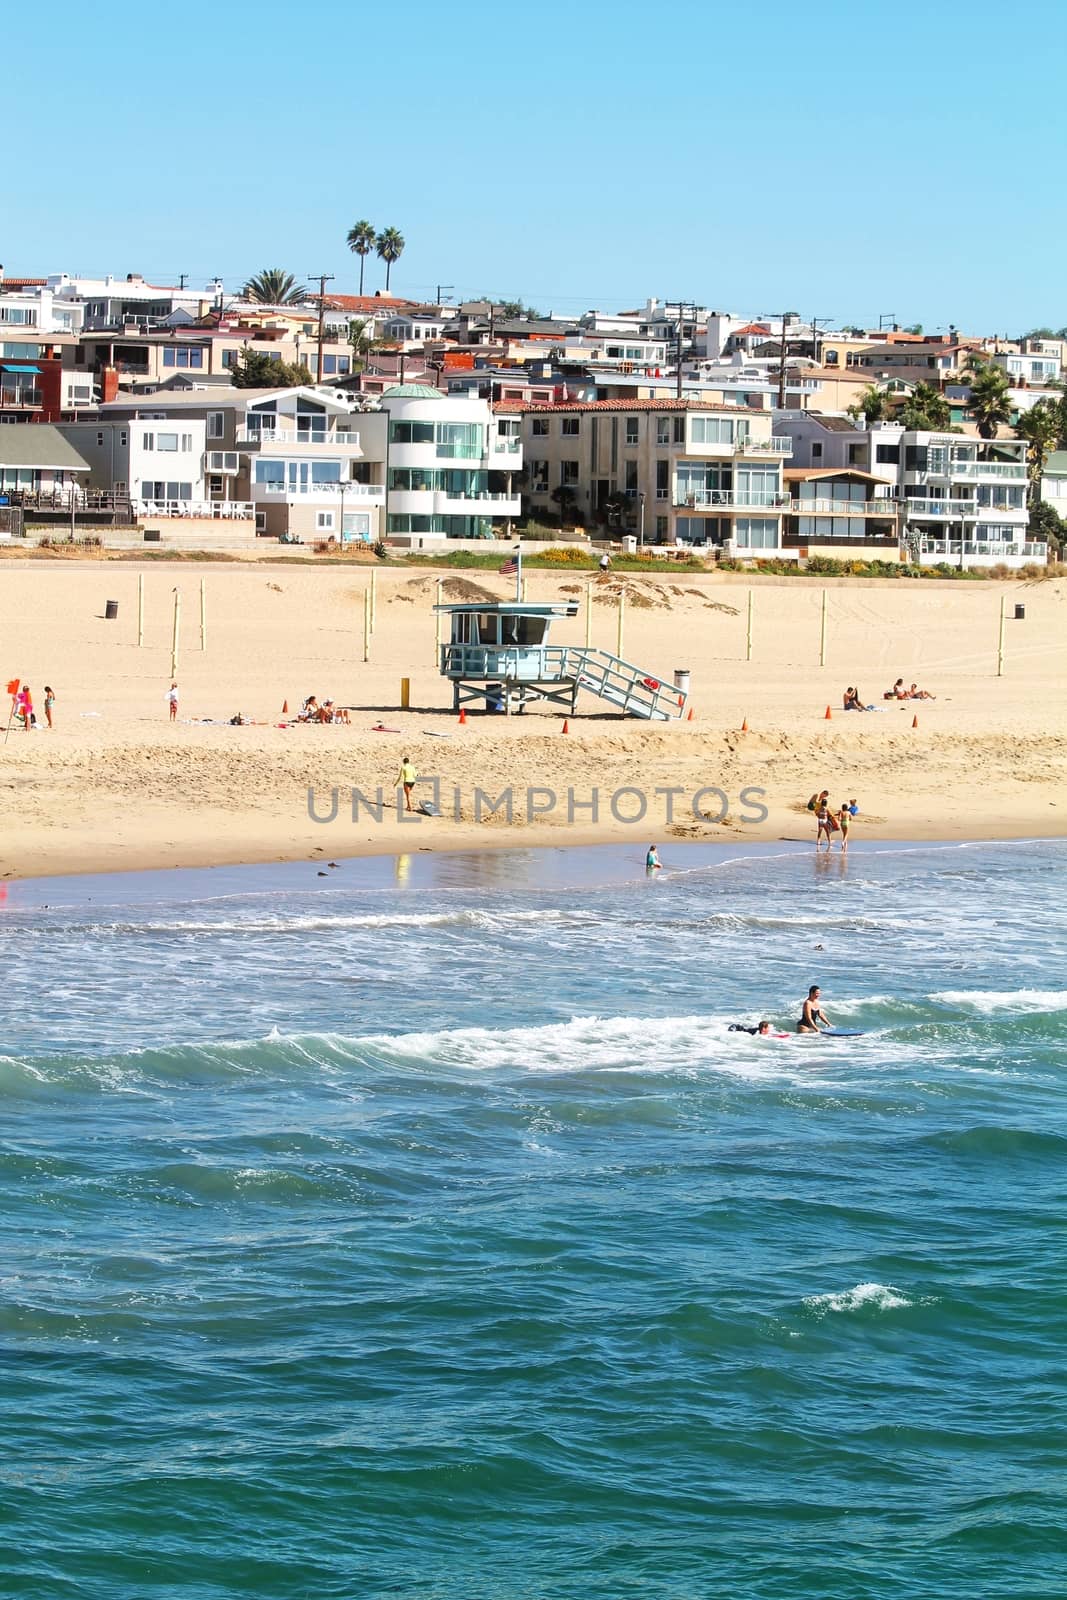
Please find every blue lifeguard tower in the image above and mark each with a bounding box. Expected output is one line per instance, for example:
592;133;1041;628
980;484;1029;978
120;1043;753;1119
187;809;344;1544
437;598;688;720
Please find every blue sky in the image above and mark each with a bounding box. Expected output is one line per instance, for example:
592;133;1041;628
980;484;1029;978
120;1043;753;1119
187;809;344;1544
8;0;1064;332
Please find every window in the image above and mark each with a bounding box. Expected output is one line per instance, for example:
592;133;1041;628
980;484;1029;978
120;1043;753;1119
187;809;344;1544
97;432;105;447
673;417;685;444
625;460;638;493
254;460;286;484
531;460;549;493
848;443;864;465
690;416;736;445
209;476;223;494
532;417;549;436
222;349;238;369
656;418;670;446
208;412;225;439
311;462;342;483
875;443;900;464
561;417;580;436
390;420;435;445
316;511;336;530
162;347;203;368
733;518;778;549
656;515;668;540
656;459;669;500
157;433;179;452
435;421;483;458
811;442;823;460
625;416;639;446
561;460;579;486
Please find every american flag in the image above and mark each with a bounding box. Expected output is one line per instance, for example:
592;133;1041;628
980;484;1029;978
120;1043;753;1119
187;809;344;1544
499;558;517;576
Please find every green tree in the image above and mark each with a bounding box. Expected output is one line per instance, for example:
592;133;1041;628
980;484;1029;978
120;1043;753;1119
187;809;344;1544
375;227;405;291
1028;498;1063;555
241;268;306;305
967;363;1013;439
1015;400;1062;507
231;349;312;388
900;382;951;431
550;484;578;526
346;317;376;372
345;220;376;296
903;324;923;335
847;385;892;423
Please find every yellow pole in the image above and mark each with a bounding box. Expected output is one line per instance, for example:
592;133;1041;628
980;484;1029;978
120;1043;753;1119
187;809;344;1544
137;573;144;648
400;676;410;709
170;589;180;678
521;574;528;602
585;583;592;648
819;588;828;668
746;587;753;662
199;577;206;651
997;593;1006;677
435;578;443;662
617;590;625;659
363;587;371;663
370;570;377;634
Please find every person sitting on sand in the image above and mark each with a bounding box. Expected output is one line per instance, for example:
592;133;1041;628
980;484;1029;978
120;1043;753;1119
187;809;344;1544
299;695;320;722
843;686;868;712
892;678;909;699
909;683;936;700
797;985;830;1034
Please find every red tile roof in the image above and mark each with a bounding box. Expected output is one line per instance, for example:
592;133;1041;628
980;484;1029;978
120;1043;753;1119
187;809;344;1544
319;293;416;313
495;398;758;414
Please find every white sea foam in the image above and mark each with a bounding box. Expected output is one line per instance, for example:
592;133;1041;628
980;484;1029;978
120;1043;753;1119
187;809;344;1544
804;1282;913;1315
69;907;595;938
931;989;1067;1015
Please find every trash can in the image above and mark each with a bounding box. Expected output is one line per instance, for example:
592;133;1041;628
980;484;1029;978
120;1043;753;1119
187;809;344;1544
1014;603;1026;621
104;600;119;620
623;535;638;554
143;529;161;542
673;669;691;696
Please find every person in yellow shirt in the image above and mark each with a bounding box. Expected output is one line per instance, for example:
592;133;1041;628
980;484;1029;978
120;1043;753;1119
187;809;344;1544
394;756;418;813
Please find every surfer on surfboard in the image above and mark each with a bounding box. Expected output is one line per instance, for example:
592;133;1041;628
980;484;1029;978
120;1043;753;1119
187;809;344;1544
797;985;831;1034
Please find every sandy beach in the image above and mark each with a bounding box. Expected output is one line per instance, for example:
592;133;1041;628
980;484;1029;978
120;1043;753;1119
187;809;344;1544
1;558;1064;879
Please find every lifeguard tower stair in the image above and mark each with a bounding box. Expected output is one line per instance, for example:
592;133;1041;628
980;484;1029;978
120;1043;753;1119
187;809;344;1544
564;647;683;720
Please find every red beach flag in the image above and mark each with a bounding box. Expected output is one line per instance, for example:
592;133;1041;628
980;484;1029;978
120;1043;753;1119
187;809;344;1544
6;679;19;696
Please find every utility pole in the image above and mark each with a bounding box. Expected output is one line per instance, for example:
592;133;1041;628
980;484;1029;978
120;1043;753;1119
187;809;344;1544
435;284;455;307
665;300;697;400
309;272;335;384
809;316;833;368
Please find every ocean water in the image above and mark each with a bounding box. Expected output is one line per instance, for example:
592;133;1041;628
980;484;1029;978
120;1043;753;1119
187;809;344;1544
1;839;1065;1599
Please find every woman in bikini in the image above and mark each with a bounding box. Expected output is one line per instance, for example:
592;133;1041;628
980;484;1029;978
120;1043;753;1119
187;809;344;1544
798;985;830;1034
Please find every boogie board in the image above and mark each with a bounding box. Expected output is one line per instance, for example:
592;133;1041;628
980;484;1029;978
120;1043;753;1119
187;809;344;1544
417;800;440;817
818;1029;865;1038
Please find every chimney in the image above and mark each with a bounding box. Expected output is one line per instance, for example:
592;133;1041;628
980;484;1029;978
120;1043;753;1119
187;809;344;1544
39;351;64;422
100;365;119;404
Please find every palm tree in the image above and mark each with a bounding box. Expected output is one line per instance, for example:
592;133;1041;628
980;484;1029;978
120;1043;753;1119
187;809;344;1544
376;227;405;292
1016;400;1062;508
900;382;952;431
346;221;376;296
241;268;306;306
846;384;892;424
967;363;1013;440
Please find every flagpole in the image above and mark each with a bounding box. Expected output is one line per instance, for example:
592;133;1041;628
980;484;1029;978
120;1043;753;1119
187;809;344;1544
514;541;522;602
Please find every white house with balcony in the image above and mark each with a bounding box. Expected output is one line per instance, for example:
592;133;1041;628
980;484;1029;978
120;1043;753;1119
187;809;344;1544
898;432;1039;567
378;384;522;544
60;415;215;517
239;388;384;541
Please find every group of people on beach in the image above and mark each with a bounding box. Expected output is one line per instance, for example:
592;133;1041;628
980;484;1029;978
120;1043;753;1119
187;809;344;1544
807;790;857;850
888;678;935;700
298;695;351;725
10;685;55;731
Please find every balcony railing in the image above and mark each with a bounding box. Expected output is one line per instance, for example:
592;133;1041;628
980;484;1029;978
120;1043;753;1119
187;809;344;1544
921;460;1027;480
0;388;42;408
740;437;793;454
792;498;900;516
920;539;1046;559
254;481;385;501
136;500;255;519
490;436;522;454
236;426;363;450
675;490;789;509
906;498;1026;518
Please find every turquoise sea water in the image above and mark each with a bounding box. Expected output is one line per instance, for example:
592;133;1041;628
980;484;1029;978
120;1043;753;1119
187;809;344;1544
1;839;1065;1599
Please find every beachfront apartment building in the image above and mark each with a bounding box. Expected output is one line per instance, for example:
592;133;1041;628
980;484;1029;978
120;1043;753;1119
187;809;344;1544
513;400;792;555
379;385;522;543
60;415;212;516
774;413;1042;567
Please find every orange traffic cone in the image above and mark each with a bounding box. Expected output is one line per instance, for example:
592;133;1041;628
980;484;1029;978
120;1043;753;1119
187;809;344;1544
282;699;288;714
912;714;919;728
687;706;694;722
562;719;569;734
741;717;749;733
677;694;684;709
458;707;467;725
824;705;833;720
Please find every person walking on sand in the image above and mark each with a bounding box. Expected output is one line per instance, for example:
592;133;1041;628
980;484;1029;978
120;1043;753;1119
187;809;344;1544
43;686;55;731
17;685;33;730
394;755;418;813
798;985;831;1034
836;803;852;851
167;682;179;722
